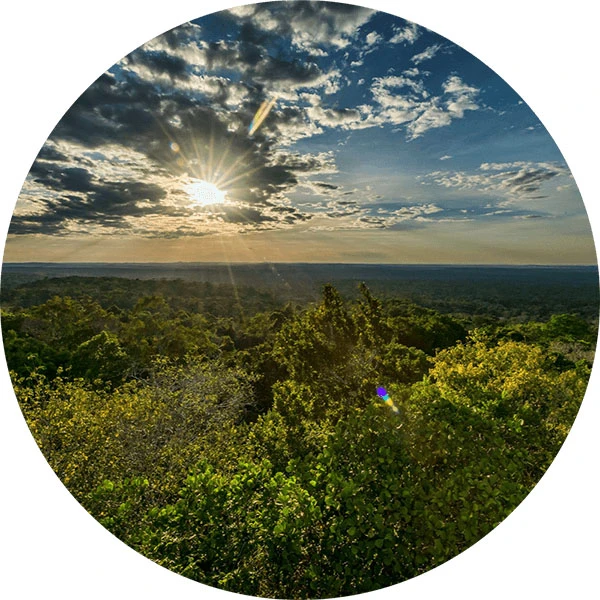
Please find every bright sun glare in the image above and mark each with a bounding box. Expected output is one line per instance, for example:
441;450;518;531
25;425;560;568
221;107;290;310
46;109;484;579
185;179;227;206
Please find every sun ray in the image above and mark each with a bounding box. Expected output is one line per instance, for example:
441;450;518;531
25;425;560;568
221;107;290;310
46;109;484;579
213;135;237;183
187;130;208;182
145;110;205;181
164;100;278;215
207;122;216;182
218;234;245;324
217;163;267;190
212;145;257;188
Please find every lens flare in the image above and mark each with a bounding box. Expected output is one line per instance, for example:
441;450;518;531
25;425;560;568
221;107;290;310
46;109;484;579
376;386;399;414
248;96;277;136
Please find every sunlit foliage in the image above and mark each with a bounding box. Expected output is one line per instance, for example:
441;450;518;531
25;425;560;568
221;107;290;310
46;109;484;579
2;277;594;598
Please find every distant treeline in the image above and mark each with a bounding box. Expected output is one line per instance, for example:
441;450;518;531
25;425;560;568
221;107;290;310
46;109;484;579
1;276;282;318
2;263;599;322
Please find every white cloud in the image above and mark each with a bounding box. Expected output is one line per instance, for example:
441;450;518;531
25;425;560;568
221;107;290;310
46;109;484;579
372;75;428;99
408;103;452;137
227;5;255;19
299;92;321;106
389;22;421;45
443;75;479;117
272;115;325;146
411;44;442;65
393;203;443;218
402;67;421;77
479;161;568;172
323;71;343;95
120;61;249;107
365;31;382;47
138;22;206;65
443;75;477;96
370;74;480;139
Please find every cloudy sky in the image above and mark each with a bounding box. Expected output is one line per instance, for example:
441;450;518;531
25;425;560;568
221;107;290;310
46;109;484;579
5;0;595;264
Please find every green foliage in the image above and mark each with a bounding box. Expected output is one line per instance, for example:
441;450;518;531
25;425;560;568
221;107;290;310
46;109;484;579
2;324;71;379
88;477;152;544
387;306;467;354
71;331;129;384
4;277;595;599
13;356;255;505
543;313;593;343
377;342;431;384
142;460;324;598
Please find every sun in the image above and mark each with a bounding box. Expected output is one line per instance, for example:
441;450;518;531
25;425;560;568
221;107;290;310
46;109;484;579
185;179;228;206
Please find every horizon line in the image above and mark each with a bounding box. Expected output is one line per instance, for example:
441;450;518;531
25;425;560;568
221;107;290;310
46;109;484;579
2;261;598;268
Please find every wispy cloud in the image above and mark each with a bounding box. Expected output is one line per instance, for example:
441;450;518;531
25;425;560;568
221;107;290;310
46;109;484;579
421;162;571;204
411;43;442;64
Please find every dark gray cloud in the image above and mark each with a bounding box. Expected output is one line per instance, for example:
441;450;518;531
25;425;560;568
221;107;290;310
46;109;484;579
502;169;558;195
52;71;165;150
10;171;176;236
9;213;67;236
220;206;275;224
357;215;386;227
422;162;570;203
226;1;375;53
124;49;190;81
144;10;336;94
256;56;324;85
219;203;311;227
28;159;167;211
156;20;203;52
30;163;95;192
36;145;68;162
15;49;335;236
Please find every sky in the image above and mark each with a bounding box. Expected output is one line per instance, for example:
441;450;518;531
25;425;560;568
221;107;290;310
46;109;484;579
4;0;596;264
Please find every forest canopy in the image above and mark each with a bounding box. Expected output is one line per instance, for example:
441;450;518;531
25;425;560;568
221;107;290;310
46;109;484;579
2;274;596;598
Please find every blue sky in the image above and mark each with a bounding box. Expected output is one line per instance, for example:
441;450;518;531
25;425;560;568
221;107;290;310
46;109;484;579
5;0;595;263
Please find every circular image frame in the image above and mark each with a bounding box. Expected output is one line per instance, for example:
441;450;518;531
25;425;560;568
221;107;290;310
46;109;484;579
1;2;598;599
